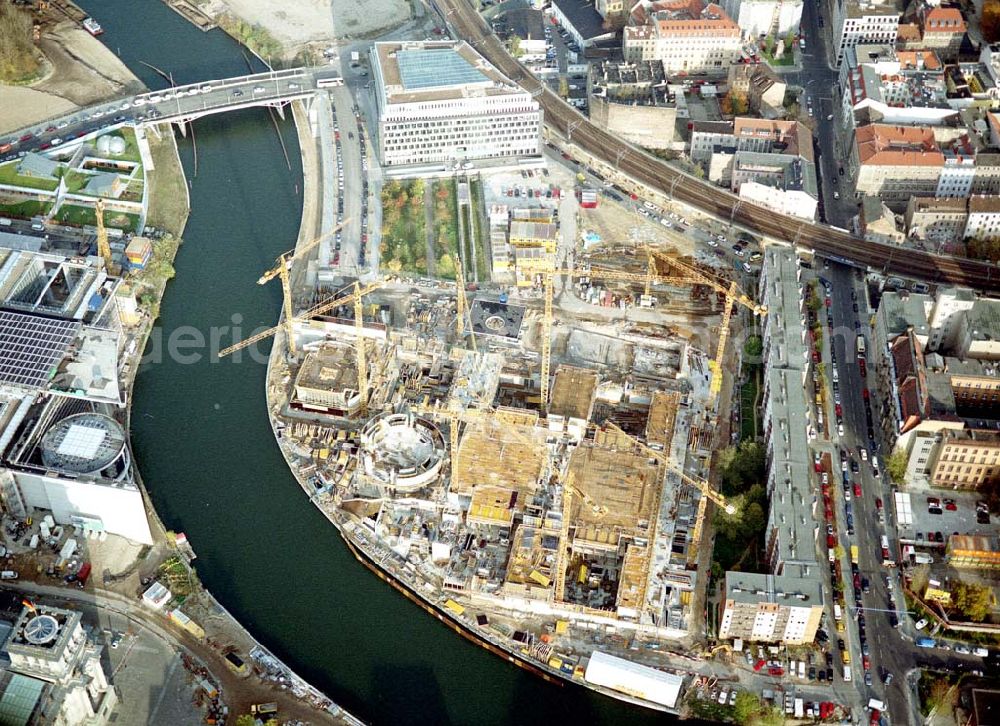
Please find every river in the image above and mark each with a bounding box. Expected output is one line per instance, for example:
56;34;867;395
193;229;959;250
78;1;693;723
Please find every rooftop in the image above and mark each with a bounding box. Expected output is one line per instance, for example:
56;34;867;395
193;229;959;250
373;41;524;106
879;290;932;337
855;124;943;167
0;311;80;391
724;571;824;607
551;0;612;41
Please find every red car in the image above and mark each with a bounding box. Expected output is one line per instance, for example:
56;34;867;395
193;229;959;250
863;655;871;671
812;349;821;362
39;142;51;150
875;497;883;510
767;666;784;676
19;133;33;142
825;297;832;307
854;482;862;498
835;404;843;417
827;534;836;547
753;659;765;672
862;388;870;400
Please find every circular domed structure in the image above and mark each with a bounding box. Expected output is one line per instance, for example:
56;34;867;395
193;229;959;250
107;135;127;156
40;412;128;478
23;614;59;646
95;135;111;155
360;413;444;493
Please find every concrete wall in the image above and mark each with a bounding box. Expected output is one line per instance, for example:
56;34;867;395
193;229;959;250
588;97;679;150
12;470;152;544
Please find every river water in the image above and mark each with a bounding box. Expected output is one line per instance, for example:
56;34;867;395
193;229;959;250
78;2;692;723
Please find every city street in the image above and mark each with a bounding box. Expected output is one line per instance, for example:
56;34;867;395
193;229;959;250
779;1;857;228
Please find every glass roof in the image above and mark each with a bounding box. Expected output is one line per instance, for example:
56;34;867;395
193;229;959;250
397;48;488;90
0;674;45;726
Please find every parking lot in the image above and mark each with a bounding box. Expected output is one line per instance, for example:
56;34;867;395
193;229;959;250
895;488;994;550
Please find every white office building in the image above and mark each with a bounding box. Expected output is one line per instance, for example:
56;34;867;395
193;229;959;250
832;0;901;65
719;0;803;38
371;41;542;169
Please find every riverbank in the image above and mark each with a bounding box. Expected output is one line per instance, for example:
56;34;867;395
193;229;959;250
0;18;144;134
118;122;362;724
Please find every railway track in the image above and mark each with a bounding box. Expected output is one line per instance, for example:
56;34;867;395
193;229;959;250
435;0;1000;294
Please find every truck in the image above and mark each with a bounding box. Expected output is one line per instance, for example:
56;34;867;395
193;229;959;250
856;334;867;359
834;603;843;622
250;703;278;716
851;545;860;565
868;698;886;711
794;698;805;718
916;637;936;648
843;665;852;682
880;535;893;565
76;562;91;588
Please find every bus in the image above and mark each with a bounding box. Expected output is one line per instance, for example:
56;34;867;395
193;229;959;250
856;334;866;359
316;76;344;88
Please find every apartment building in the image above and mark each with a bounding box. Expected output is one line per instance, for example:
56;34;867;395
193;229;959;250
732;152;818;220
904;196;968;246
832;0;901;65
857;196;905;245
965;195;1000;241
929;429;1000;489
719;0;803;38
623;0;742;74
718;572;824;645
839;45;955;131
919;5;966;59
871;287;1000;451
728;63;786;118
589;60;680;149
371;41;542;168
757;251;817;578
850;124;984;209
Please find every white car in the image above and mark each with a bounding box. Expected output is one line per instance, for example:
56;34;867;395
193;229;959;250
860;449;868;461
707;238;719;247
660;218;672;227
837;423;845;436
915;618;928;630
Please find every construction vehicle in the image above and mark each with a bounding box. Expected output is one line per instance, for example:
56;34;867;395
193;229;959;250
256;222;349;357
645;249;767;405
93;198;115;272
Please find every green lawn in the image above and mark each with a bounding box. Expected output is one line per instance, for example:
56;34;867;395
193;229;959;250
739;365;760;442
468;178;489;282
62;171;89;194
431;179;459;280
0;199;52;219
380;179;427;276
115;127;144;164
0;161;60;192
54;204;139;232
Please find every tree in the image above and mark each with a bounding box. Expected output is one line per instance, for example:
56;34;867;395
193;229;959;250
952;581;993;622
764;34;776;57
752;706;786;726
509;35;523;58
734;691;762;724
744;335;763;358
0;3;40;82
984;0;1000;43
235;717;255;726
885;449;907;483
730;88;749;115
968;237;1000;263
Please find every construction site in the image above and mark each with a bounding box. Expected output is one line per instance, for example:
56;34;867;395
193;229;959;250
233;188;765;709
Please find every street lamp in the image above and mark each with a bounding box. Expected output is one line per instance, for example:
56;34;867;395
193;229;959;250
729;199;743;226
567;119;581;143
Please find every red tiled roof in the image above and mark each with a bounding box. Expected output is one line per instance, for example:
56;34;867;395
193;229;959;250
855;124;943;167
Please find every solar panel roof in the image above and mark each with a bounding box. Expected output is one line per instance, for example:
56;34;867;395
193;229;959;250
397;48;488;90
0;310;79;390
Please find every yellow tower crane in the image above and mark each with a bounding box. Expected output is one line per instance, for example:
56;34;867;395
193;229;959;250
257;221;349;358
645;250;767;406
604;421;734;567
454;253;476;353
218;278;382;399
94;198;113;271
554;471;573;603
